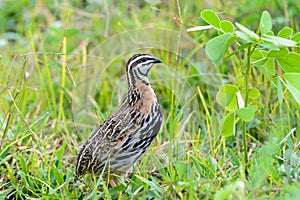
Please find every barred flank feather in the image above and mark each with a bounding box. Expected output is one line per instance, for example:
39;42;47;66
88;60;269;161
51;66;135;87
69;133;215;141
75;54;162;182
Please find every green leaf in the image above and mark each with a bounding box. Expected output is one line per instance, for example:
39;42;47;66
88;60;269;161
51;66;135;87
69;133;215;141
205;33;236;64
277;52;300;72
265;31;274;36
251;50;267;66
259;41;280;50
249;105;259;111
238;43;253;50
50;26;63;35
283;73;300;91
56;142;66;162
259;11;272;34
193;31;204;41
174;161;186;178
214;187;233;200
216;84;238;107
135;175;164;194
220;20;234;33
66;28;79;37
278;27;293;38
237;106;257;122
201;9;221;28
291;32;300;42
225;94;237;112
52;165;64;185
266;48;289;58
220;112;235;137
235;31;256;43
262;35;297;47
282;77;300;104
248;88;260;99
19;155;27;173
235;22;260;40
260;58;275;79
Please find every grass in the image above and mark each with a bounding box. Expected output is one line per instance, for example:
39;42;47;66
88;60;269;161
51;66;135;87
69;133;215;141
1;0;300;199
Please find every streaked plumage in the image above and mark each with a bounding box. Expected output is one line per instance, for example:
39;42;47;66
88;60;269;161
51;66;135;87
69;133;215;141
75;53;162;182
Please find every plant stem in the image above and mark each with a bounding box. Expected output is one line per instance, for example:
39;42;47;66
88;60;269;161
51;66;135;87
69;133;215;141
242;121;248;165
242;46;255;166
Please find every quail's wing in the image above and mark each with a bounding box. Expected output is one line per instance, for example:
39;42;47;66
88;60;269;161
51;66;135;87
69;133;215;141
78;107;139;171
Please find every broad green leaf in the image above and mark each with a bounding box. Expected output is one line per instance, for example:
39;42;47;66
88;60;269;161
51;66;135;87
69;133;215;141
259;58;275;79
235;22;260;39
259;11;272;34
278;27;293;38
251;50;267;66
265;31;274;36
225;94;237;112
255;59;274;80
277;77;283;104
216;84;238;107
220;112;235;137
249;105;258;112
291;32;300;42
205;33;236;64
220;20;234;33
201;9;221;28
259;41;280;50
235;31;255;43
277;52;300;72
237;106;256;122
283;73;300;91
266;48;289;58
262;35;297;47
282;78;300;104
248;88;260;99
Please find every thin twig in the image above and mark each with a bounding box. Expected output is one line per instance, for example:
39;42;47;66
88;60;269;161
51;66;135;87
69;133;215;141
176;0;183;61
6;54;18;87
280;127;296;145
56;7;105;18
0;113;12;150
6;90;38;138
103;0;111;37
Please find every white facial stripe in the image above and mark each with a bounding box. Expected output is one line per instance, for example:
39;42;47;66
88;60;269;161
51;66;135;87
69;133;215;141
136;60;154;75
127;55;153;69
134;68;149;83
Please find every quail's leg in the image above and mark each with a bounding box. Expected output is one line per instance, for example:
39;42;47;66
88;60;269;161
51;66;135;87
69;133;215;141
109;178;118;187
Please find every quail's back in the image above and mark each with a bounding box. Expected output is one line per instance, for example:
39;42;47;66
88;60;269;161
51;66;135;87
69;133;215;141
75;54;163;180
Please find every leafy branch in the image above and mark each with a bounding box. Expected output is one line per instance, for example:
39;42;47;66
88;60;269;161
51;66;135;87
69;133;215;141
188;10;300;167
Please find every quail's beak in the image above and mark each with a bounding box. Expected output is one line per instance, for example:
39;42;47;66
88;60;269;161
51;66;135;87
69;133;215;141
152;58;162;64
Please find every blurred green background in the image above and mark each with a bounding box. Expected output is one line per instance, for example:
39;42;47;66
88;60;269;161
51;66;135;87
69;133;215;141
0;0;299;199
